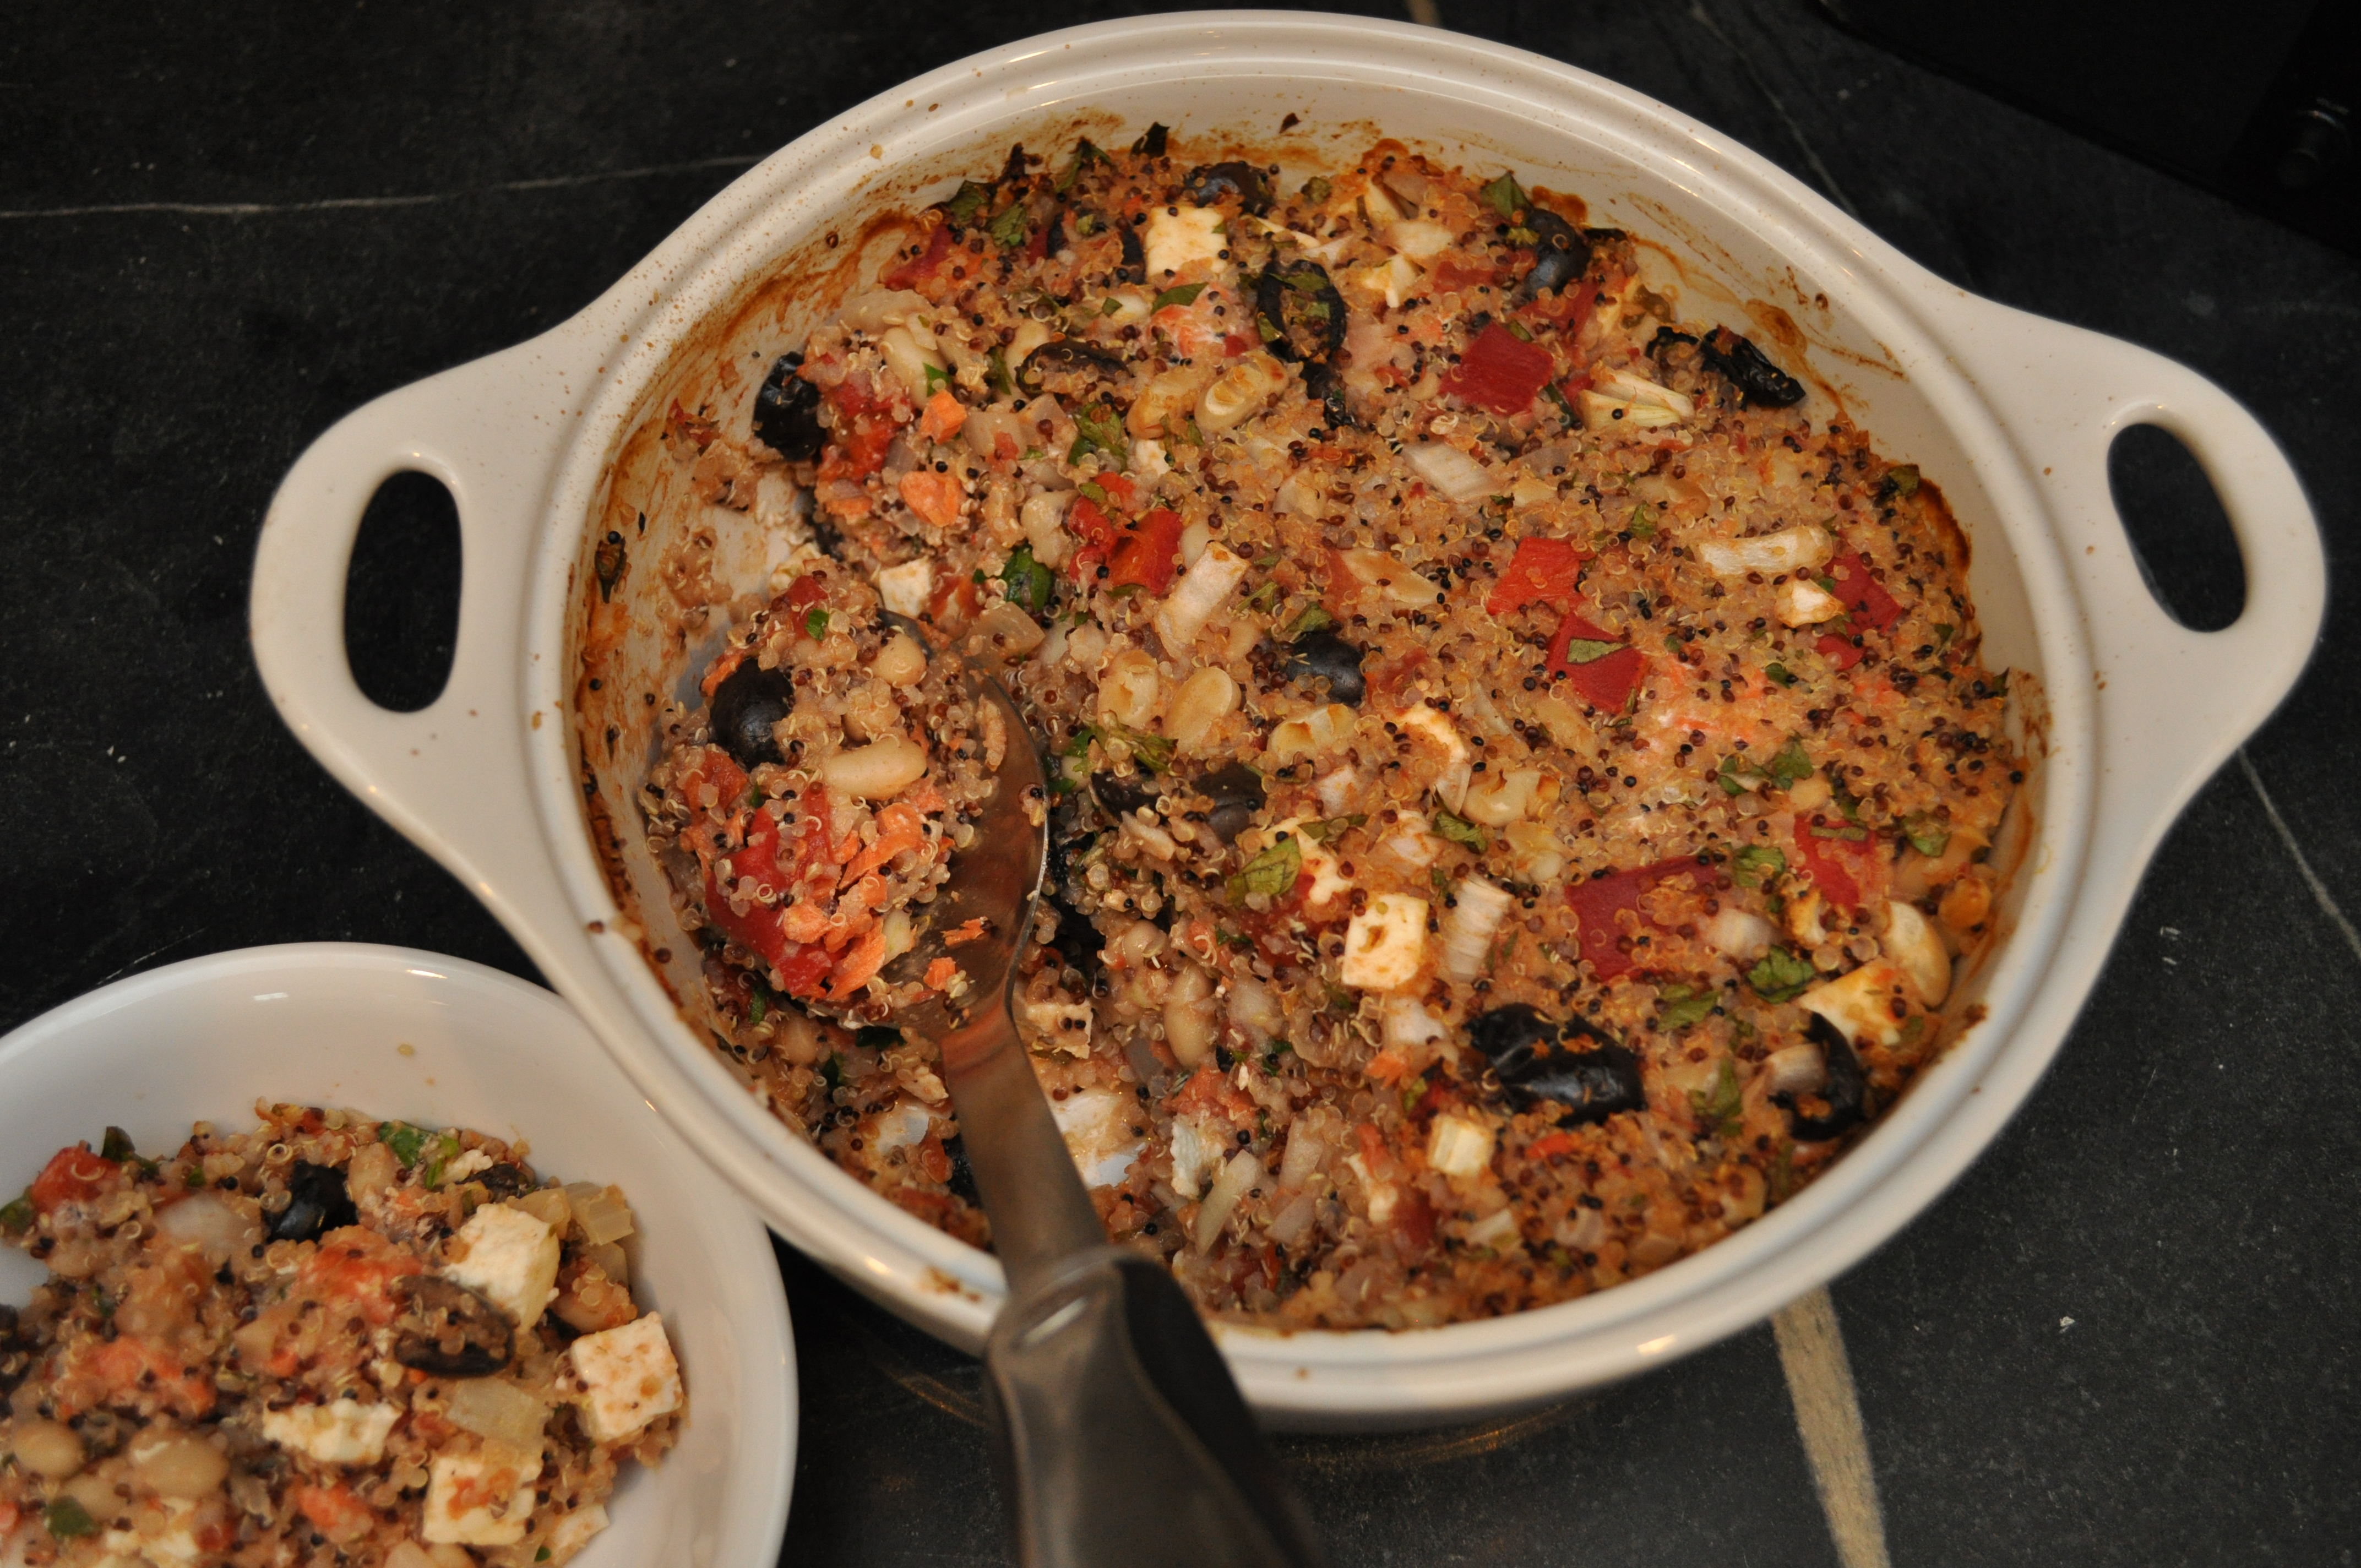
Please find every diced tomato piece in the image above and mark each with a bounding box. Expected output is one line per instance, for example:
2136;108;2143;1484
1173;1066;1256;1124
1486;536;1592;617
815;374;900;482
783;575;828;612
772;943;835;1000
293;1484;376;1544
1065;494;1121;558
1526;1131;1580;1162
704;796;836;982
1564;857;1702;980
1393;1188;1437;1253
1097;474;1141;512
1108;507;1184;595
1521;276;1601;331
1795;827;1884;911
1441;322;1556;415
882;220;954;291
1825;550;1902;630
1816;633;1864;670
1429;256;1498;293
30;1146;118;1212
925;572;982;635
1222;333;1254;357
298;1227;425;1326
1546;610;1645;712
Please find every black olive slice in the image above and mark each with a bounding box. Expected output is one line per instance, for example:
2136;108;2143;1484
1299;360;1355;430
472;1164;532;1200
1042;890;1105;985
392;1276;515;1378
1466;1005;1646;1124
1090;770;1159;819
1118;221;1147;285
1254;260;1346;363
1018;338;1129;395
941;1134;982;1206
1197;761;1266;845
1185;161;1273;215
1780;1014;1868;1140
708;657;797;770
1281;628;1366;707
1699;326;1807;408
750;352;824;461
1519;210;1593;298
268;1161;358;1245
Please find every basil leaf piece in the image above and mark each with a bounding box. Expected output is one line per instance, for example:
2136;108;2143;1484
1152;282;1207;311
378;1122;431;1168
987;203;1030;250
1746;946;1816;1004
1730;845;1786;889
942;179;993;225
1903;814;1950;858
1765;739;1815;789
1765;662;1797;687
1557;637;1623;665
1000;545;1057;614
1229;835;1304;902
804;607;830;639
1478;171;1530;218
1688;1055;1744;1135
1433;809;1490;852
1658;987;1718;1031
1284;605;1337;641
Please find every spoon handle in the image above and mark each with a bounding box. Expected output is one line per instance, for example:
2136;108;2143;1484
936;1001;1108;1294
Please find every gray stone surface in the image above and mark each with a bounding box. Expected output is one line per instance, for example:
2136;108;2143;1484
4;2;2354;1562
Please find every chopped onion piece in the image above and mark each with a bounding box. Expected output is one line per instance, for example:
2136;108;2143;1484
1193;1150;1264;1251
1695;525;1836;579
1404;442;1498;503
1440;875;1515;980
444;1378;550;1453
563;1183;636;1245
1762;1043;1827;1097
1704;907;1775;961
1155;542;1249;654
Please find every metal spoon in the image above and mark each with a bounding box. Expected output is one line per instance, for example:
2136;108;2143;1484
866;654;1326;1568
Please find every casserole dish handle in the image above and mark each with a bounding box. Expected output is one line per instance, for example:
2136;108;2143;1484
249;344;587;946
1951;304;2324;865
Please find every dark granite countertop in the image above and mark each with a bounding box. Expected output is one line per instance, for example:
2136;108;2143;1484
5;4;2355;1564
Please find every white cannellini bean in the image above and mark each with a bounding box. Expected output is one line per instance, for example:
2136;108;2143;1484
1440;876;1515;980
1762;1043;1827;1097
816;734;928;799
1884;900;1952;1005
1166;667;1238;754
1178;519;1211;568
871;630;927;687
1798;960;1910;1049
1337;548;1441;606
1096;647;1164;728
836;288;932;334
1020;490;1073;568
1196;352;1288;434
969;600;1047;662
1461;766;1546;826
1265;702;1355;765
1193;1150;1263;1251
1154;542;1248;653
962;404;1027;463
1696;525;1836;579
1704;906;1775;961
1226;976;1284;1041
1162;962;1217;1068
1006;319;1054;369
1403;442;1497;502
877;325;946;400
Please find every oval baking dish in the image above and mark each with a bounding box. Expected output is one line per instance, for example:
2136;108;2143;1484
251;13;2322;1429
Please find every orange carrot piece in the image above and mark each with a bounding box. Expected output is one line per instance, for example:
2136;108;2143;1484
897;469;965;529
917;389;967;442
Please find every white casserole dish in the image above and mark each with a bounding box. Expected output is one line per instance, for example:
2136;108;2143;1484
249;13;2323;1429
0;945;796;1564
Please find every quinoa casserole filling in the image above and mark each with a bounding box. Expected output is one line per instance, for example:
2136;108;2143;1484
625;129;2023;1329
0;1108;682;1568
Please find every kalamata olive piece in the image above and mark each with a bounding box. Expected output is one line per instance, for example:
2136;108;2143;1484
391;1276;514;1378
1090;770;1158;819
1254;260;1346;363
1781;1014;1868;1140
1466;1005;1646;1124
1698;325;1807;409
751;351;824;462
1043;890;1104;984
1300;359;1354;429
1118;221;1146;284
1019;338;1130;394
1198;761;1266;845
1520;209;1592;298
941;1134;982;1206
267;1161;358;1244
708;657;796;770
1185;160;1273;215
0;1305;28;1398
1282;629;1366;706
472;1163;532;1199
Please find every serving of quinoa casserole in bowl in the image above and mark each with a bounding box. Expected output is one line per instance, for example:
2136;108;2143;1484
251;14;2322;1422
0;947;795;1567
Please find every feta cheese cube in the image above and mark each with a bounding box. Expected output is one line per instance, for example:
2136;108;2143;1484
422;1442;542;1546
1275;818;1352;914
546;1502;610;1562
875;558;934;619
1426;1113;1497;1178
1166;1113;1225;1200
260;1398;400;1466
1342;895;1429;992
1052;1088;1144;1188
568;1313;683;1444
1142;205;1227;280
442;1204;562;1330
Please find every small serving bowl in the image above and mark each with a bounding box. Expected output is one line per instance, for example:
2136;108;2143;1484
0;944;796;1568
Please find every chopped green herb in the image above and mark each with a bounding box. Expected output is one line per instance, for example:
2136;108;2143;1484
420;1133;463;1190
804;607;830;639
536;1550;553;1565
1658;986;1718;1031
1071;211;1103;239
1401;1075;1430;1116
1430;864;1454;898
1021;445;1045;462
1302;814;1367;844
1301;176;1332;203
1000;545;1057;613
1503;319;1536;343
1076;481;1110;507
1478;171;1530;219
1152;282;1207;311
1230;835;1304;902
1068;401;1128;465
1054;138;1106;194
1255;312;1284;344
1242;581;1280;615
1433;809;1490;852
745;981;766;1026
1174;415;1206;448
1903;814;1950;858
45;1498;99;1540
183;1166;204;1189
1730;844;1787;889
0;1191;32;1235
1933;623;1957;649
941;179;993;225
987;202;1030;250
100;1126;137;1162
1557;636;1624;665
922;362;949;395
1747;946;1816;1004
1716;754;1761;796
1885;464;1921;498
821;1053;844;1090
1807;823;1869;842
1112;725;1177;775
1664;633;1684;654
1626;502;1657;541
1544;382;1578;421
1284;605;1337;641
1504;225;1538;246
1765;739;1815;790
1688;1055;1744;1136
1765;662;1797;687
378;1121;431;1168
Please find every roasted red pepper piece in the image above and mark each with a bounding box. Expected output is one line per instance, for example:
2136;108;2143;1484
1546;609;1645;712
1825;550;1901;630
1108;507;1184;595
1441;322;1556;415
1815;633;1864;671
1564;856;1702;980
881;220;954;291
31;1146;119;1212
1795;825;1883;910
814;373;899;482
1487;536;1592;617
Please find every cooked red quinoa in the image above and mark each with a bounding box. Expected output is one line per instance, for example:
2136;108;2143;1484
643;132;2021;1327
1;1107;681;1567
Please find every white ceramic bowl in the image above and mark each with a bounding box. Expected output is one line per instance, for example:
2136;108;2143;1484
249;13;2322;1429
0;944;796;1565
